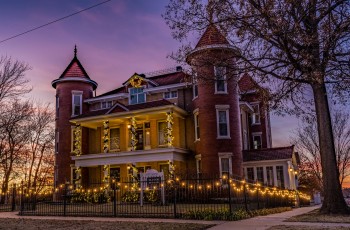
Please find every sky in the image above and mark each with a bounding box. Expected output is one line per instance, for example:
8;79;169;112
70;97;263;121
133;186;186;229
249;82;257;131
0;0;298;147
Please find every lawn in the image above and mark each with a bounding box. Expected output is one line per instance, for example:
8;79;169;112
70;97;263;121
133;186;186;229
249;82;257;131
286;209;350;223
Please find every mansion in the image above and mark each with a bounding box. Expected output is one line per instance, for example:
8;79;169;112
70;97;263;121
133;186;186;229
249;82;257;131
52;25;299;190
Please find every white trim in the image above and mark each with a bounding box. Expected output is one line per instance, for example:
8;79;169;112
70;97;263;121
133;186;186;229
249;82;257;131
106;102;129;114
72;147;189;167
51;77;98;89
143;83;187;94
239;101;254;113
193;110;200;141
216;105;230;139
85;93;129;103
218;152;233;177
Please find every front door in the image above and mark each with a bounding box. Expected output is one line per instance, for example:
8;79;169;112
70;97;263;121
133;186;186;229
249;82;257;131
135;129;144;150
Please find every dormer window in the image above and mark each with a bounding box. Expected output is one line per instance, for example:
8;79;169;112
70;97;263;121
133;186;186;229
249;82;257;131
129;87;145;105
101;101;113;109
214;66;227;93
164;90;178;99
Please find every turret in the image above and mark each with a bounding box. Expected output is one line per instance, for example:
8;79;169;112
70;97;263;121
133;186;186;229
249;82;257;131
51;46;97;186
186;25;243;177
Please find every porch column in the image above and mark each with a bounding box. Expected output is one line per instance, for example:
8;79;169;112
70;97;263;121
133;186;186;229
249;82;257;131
103;165;110;186
103;121;109;153
74;166;82;188
129;117;137;151
73;124;82;156
166;111;174;147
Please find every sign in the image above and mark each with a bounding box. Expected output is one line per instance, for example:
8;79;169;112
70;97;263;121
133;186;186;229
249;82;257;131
146;176;161;188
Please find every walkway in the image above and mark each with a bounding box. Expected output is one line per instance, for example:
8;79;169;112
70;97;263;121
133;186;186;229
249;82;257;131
209;205;350;229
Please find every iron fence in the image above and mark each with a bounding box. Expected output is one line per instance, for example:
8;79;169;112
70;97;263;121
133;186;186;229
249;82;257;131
14;175;308;218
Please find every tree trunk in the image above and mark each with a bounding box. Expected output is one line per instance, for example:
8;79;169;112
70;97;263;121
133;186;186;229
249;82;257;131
312;83;349;214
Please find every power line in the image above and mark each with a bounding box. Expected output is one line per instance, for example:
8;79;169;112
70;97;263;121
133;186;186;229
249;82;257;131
0;0;112;44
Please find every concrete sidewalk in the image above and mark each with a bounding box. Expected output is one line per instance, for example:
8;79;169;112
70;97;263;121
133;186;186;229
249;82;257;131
209;205;350;230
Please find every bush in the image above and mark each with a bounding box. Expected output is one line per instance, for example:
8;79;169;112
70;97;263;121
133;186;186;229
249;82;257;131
70;190;111;204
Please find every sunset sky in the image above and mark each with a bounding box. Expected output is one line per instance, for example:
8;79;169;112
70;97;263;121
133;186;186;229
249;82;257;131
0;0;298;147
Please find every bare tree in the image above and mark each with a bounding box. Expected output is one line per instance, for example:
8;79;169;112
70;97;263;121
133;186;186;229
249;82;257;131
294;110;350;194
164;0;350;214
0;56;31;105
0;100;33;202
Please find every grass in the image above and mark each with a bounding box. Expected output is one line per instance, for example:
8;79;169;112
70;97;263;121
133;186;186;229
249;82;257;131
286;209;350;223
0;218;215;230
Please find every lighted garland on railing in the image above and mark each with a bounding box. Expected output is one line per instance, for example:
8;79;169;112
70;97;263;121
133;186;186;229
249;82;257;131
165;111;174;147
129;117;137;151
103;121;109;153
73;124;82;156
52;176;311;203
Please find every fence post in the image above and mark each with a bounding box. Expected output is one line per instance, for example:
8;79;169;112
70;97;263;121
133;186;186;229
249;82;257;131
243;183;248;212
113;181;117;217
228;179;232;213
63;183;68;216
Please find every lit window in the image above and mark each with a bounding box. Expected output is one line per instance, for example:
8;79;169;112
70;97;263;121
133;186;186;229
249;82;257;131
251;104;261;124
158;121;167;146
247;167;254;181
214;66;227;93
276;166;285;188
110;128;120;151
219;152;232;179
266;166;274;186
194;111;200;141
110;167;120;182
130;87;145;105
72;93;82;116
216;105;230;138
253;134;262;149
164;90;178;99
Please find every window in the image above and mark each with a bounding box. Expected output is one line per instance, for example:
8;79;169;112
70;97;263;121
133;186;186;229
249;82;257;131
110;128;120;151
197;159;202;179
216;105;230;138
247;167;254;182
110;167;121;182
55;130;59;154
129;87;145;105
102;101;113;109
160;164;170;179
266;166;274;186
257;167;264;184
214;66;227;93
56;96;59;117
219;152;232;179
194;110;200;141
251;104;261;124
158;122;167;146
193;74;198;99
253;134;262;149
276;166;285;188
164;90;178;99
72;93;82;116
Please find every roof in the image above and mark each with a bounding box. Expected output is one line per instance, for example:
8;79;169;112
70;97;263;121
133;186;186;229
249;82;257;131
243;146;294;162
195;24;230;48
59;55;91;79
238;73;260;93
72;99;173;120
95;71;187;99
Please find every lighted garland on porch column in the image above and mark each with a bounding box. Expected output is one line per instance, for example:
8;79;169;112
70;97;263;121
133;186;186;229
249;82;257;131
129;117;137;151
73;167;82;187
73;124;82;156
165;112;174;147
103;165;110;183
103;121;109;153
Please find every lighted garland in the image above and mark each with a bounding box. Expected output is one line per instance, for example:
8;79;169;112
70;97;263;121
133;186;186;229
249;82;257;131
103;165;110;183
73;167;82;187
103;121;109;153
165;112;174;147
168;160;176;180
73;124;82;156
129;117;137;151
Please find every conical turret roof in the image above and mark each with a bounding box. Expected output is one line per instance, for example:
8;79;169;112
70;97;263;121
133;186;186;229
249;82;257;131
195;24;229;48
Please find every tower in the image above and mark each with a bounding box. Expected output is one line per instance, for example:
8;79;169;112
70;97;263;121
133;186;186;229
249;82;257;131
186;24;243;177
51;46;97;186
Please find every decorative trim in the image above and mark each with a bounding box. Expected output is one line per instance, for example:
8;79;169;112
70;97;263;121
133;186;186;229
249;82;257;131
51;77;98;89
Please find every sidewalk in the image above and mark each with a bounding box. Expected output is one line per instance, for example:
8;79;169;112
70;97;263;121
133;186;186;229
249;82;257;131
209;205;350;230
